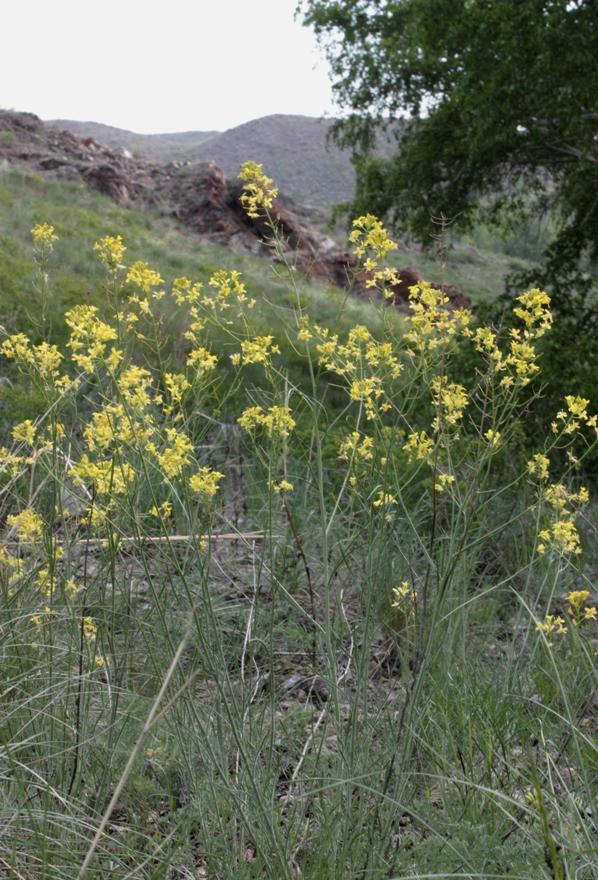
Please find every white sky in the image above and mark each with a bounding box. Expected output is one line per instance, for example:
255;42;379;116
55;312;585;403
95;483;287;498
1;0;337;133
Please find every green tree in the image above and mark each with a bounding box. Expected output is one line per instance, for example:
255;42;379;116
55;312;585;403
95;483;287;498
301;0;598;299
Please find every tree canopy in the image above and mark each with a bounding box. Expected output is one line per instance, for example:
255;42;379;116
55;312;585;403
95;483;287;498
301;0;598;294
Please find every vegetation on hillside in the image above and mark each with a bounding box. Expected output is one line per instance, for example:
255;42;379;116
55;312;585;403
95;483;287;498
0;162;596;878
302;0;598;299
50;119;219;163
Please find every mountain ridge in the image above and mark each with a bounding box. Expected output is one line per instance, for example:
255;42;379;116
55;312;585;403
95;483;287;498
48;114;377;206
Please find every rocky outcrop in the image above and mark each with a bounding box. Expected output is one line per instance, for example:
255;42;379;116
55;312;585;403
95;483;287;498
0;110;469;308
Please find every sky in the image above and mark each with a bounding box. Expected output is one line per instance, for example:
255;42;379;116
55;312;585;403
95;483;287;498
1;0;337;133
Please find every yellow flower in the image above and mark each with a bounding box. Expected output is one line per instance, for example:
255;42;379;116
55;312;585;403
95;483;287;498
7;508;44;541
484;429;501;447
117;365;153;409
31;223;58;247
528;453;550;481
513;288;552;338
403;431;434;464
12;420;37;446
536;614;567;638
94;234;126;269
126;261;163;293
270;479;294;494
339;432;374;463
391;581;411;607
63;578;79;597
435;472;455;492
537;519;581;556
431;377;468;430
65;305;118;373
164;372;190;404
189;467;224;498
239;161;278;218
237;335;280;366
153;428;194;479
373;490;396;508
149;501;173;518
565;589;595;626
70;456;134;496
83;616;97;640
238;405;295;438
186;346;217;373
404;281;471;352
349;214;398;262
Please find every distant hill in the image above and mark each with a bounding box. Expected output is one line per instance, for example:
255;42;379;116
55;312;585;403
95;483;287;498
192;115;357;207
49;114;393;207
49;119;218;163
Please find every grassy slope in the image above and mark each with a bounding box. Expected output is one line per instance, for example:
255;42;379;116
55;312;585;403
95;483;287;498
1;165;596;879
0;165;389;428
0;166;389;340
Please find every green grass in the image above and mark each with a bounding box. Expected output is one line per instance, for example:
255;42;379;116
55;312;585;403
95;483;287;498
0;166;596;879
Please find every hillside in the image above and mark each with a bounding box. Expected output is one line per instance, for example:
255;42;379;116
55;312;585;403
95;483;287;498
50;119;218;162
49;114;384;206
192;115;357;206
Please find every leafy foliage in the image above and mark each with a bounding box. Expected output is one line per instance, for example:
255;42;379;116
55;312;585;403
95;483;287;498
302;0;598;296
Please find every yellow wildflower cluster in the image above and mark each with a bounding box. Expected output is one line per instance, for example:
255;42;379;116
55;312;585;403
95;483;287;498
94;234;126;270
551;395;597;436
126;261;164;293
405;282;471;353
537;590;596;640
149;428;194;480
70;456;134;496
538;519;581;556
65;305;119;373
536;479;589;556
0;446;26;478
349;377;386;420
186;346;218;374
528;453;550;481
0;548;25;590
238;405;296;438
372;489;396;508
536;614;568;638
348;215;400;293
469;290;552;388
189;467;225;498
210;269;246;302
310;324;400;419
544;483;589;514
149;501;173;519
391;581;411;608
566;589;596;625
12;420;37;446
431;377;468;431
172;276;203;305
338;431;374;463
270;479;294;495
1;334;64;383
403;430;435;464
239;161;279;218
232;335;280;367
512;288;552;338
484;428;501;447
84;403;152;453
31;223;58;248
164;372;191;406
6;508;44;541
434;472;456;493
